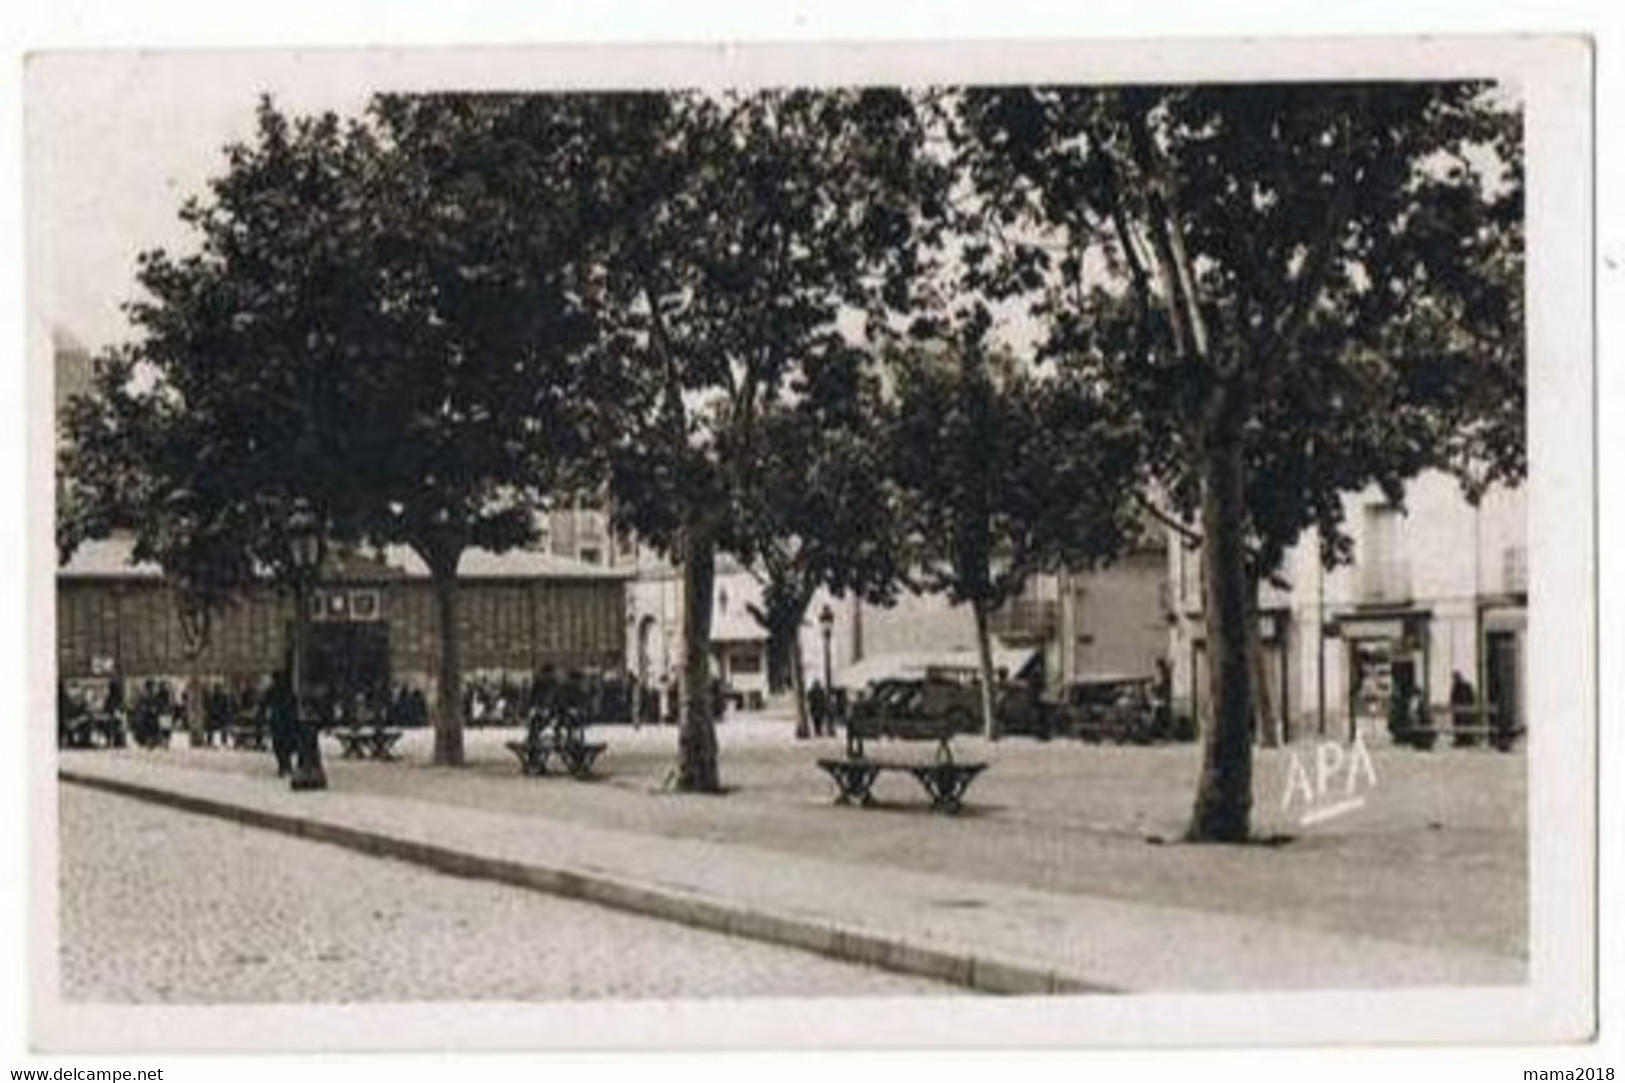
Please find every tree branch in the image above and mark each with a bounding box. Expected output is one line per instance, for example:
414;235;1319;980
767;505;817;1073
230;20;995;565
1132;490;1293;590
1271;94;1365;358
639;277;689;452
1119;103;1199;368
1133;490;1202;547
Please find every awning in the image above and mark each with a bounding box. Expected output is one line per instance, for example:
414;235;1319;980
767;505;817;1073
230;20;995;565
835;645;1039;690
708;612;769;644
57;537;163;579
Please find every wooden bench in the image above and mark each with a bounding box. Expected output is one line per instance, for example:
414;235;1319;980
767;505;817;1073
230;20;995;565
505;727;606;779
133;725;172;750
1447;724;1523;751
331;726;405;760
816;756;987;813
818;717;987;814
1401;708;1524;752
227;724;269;751
60;717;100;749
1403;723;1524;751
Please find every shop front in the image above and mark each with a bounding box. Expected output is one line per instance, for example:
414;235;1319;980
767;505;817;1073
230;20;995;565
1186;609;1291;742
1336;610;1431;744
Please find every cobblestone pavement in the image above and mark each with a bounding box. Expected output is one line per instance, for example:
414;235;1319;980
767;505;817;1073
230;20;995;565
59;785;960;1003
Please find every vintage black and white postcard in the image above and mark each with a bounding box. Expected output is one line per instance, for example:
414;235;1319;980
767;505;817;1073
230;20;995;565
22;35;1593;1053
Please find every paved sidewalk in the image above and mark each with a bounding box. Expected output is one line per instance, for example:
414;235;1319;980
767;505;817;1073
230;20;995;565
57;743;1525;995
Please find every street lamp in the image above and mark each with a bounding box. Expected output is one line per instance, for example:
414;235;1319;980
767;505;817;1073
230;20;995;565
288;500;328;792
818;604;835;736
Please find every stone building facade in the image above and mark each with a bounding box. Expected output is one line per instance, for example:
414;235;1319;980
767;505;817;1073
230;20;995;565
625;543;1171;710
1167;471;1527;743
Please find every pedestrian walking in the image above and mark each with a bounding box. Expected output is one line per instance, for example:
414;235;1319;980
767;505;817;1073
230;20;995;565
1153;658;1174;740
205;684;232;747
388;685;410;729
101;677;127;747
808;680;829;738
132;680;162;749
265;669;298;777
1450;671;1479;748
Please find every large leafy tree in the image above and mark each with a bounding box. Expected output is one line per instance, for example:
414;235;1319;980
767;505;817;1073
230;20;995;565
56;107;375;637
340;95;596;766
889;342;1143;737
60;96;596;767
739;351;910;737
961;82;1523;839
60;345;261;742
579;89;942;791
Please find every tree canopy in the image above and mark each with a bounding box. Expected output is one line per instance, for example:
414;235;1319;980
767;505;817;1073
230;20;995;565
959;81;1524;837
59;82;1523;820
573;88;945;788
60;96;601;765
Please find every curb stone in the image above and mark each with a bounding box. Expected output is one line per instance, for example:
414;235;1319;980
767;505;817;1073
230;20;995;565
59;769;1112;996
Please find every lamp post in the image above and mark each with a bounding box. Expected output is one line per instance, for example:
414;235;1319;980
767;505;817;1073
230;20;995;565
288;501;328;791
818;604;835;736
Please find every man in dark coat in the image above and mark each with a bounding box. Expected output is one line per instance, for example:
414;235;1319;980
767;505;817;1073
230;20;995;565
264;670;299;777
807;680;829;738
1450;671;1479;748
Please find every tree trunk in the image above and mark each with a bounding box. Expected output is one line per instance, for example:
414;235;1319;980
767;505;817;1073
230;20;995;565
288;580;327;790
431;567;466;767
677;528;721;792
185;655;205;747
1126;96;1254;838
1187;426;1254;842
176;604;210;746
776;592;814;738
790;639;810;739
972;596;1001;740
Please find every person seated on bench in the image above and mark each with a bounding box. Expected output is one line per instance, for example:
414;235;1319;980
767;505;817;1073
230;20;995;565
507;702;605;777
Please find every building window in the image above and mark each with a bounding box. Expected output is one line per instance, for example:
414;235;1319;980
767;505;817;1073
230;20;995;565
1502;546;1527;595
579;547;602;566
1360;502;1410;604
350;590;381;621
730;650;762;674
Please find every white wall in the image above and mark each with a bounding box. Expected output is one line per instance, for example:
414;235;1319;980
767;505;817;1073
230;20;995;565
1169;471;1527;740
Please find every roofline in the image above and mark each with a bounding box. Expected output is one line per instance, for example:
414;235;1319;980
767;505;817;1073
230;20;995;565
58;569;633;584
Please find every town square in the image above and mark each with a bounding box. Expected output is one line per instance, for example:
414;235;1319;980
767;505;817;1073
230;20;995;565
19;35;1597;1056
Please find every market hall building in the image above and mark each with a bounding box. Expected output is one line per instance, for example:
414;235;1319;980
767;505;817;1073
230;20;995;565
56;538;630;705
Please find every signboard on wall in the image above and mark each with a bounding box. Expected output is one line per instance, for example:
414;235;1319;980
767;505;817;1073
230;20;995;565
1343;618;1406;642
311;589;381;622
1351;639;1394;735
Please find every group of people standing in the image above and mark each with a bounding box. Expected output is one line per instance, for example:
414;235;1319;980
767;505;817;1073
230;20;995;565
465;669;640;728
57;677;184;749
804;680;848;737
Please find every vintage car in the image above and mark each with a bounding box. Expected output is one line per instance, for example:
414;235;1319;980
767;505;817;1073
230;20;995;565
1053;675;1161;744
848;671;1060;742
847;675;983;744
993;682;1059;740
